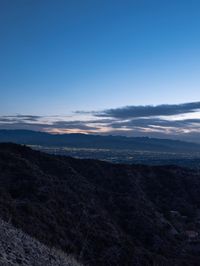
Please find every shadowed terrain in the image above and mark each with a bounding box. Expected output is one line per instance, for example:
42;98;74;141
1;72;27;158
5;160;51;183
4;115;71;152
1;143;200;265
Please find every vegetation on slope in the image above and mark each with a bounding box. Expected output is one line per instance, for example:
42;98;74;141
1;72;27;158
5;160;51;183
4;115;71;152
0;218;81;266
0;143;200;265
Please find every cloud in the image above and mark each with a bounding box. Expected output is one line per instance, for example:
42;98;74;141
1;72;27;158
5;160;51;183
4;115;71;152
0;115;43;123
109;118;200;129
94;102;200;118
1;102;200;142
51;121;98;130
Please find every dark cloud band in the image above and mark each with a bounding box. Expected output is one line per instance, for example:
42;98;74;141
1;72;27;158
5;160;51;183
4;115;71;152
94;102;200;118
0;102;200;142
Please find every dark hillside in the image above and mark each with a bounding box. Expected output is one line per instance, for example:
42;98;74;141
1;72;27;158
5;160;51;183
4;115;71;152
0;143;200;265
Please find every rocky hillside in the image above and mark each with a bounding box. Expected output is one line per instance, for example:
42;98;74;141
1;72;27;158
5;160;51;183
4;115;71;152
0;218;81;266
1;143;200;265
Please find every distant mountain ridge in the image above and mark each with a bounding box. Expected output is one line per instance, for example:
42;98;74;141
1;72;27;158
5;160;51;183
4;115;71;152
0;129;200;153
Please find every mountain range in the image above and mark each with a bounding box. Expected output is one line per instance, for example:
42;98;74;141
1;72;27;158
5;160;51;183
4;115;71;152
0;129;200;153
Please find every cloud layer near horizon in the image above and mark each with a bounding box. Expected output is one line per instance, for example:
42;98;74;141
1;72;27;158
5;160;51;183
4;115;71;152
93;102;200;118
1;102;200;142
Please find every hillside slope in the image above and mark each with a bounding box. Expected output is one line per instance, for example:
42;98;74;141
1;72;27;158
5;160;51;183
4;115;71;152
0;218;81;266
0;143;200;265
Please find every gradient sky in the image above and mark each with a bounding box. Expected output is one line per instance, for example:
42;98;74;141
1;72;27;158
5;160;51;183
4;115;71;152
1;0;200;140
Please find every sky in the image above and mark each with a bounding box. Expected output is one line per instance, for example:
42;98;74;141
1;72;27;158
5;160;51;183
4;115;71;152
0;0;200;141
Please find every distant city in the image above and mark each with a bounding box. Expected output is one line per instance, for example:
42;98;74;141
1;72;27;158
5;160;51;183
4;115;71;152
30;145;200;169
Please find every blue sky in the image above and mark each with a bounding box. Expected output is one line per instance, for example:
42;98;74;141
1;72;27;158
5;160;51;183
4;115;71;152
0;0;200;140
